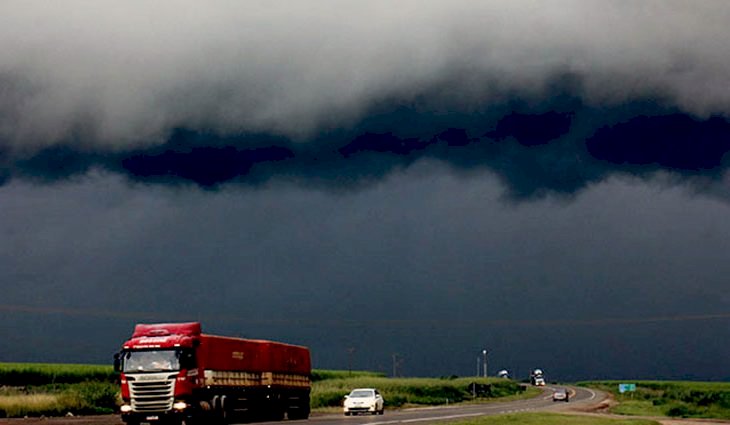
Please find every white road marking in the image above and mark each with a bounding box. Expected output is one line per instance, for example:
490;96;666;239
367;411;513;425
401;413;484;423
584;387;597;401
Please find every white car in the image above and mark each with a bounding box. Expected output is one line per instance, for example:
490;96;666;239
343;388;385;415
552;388;569;402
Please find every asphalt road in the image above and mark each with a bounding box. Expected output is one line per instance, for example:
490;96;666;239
4;386;606;425
305;386;604;425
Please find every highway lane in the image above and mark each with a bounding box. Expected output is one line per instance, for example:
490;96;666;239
6;386;606;425
301;385;604;425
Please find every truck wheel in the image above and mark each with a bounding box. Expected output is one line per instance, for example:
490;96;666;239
288;406;310;420
217;395;232;425
183;415;200;425
270;407;285;421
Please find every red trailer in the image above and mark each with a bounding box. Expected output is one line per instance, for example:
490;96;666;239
114;322;311;425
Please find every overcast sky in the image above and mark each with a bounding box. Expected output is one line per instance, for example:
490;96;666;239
1;1;730;381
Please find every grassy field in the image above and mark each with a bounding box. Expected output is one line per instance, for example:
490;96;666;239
0;381;119;417
579;380;730;419
0;362;117;385
447;412;660;425
311;369;385;381
0;363;530;418
0;362;120;417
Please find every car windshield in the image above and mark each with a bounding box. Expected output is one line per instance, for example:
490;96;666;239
350;390;374;398
122;350;179;373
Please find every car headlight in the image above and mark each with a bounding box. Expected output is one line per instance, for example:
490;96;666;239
120;405;133;413
173;401;188;410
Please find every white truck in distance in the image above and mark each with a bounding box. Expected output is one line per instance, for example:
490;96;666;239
530;369;546;386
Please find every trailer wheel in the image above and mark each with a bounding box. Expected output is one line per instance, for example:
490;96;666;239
287;394;310;420
270;406;285;421
287;405;310;420
217;395;232;425
288;409;310;420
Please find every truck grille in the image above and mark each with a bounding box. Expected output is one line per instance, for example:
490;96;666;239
128;373;176;412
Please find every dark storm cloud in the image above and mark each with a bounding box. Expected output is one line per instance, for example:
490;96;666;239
2;2;730;196
4;107;730;200
2;169;730;380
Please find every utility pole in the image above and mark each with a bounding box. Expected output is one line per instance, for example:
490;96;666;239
476;356;480;377
482;349;488;378
347;347;355;376
392;353;403;377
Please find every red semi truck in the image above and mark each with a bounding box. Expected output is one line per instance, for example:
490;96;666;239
114;322;311;424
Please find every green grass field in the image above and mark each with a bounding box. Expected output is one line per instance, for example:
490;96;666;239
579;380;730;419
0;362;116;386
0;362;120;417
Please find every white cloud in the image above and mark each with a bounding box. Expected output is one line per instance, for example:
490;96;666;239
1;1;729;152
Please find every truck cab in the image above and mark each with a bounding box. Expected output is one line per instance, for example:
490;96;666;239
114;324;202;424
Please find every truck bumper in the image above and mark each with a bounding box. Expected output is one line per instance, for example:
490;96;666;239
121;411;187;425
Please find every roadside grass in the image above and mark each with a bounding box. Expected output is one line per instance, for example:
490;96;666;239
580;380;730;419
607;400;666;417
0;363;121;417
448;412;660;425
0;381;119;417
0;393;64;417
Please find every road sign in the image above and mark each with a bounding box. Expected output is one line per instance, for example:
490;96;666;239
618;383;636;393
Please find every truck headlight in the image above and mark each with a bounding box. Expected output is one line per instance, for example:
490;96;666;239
120;405;133;413
173;401;188;411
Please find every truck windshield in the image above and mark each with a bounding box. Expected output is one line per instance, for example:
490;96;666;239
122;350;180;373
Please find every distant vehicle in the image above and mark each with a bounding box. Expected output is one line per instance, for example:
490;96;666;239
530;368;546;386
343;388;384;416
552;388;569;402
497;369;509;379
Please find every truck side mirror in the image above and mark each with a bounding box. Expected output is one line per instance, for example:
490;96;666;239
180;351;196;369
113;352;121;372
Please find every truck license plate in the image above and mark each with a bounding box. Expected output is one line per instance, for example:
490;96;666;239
145;415;159;421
